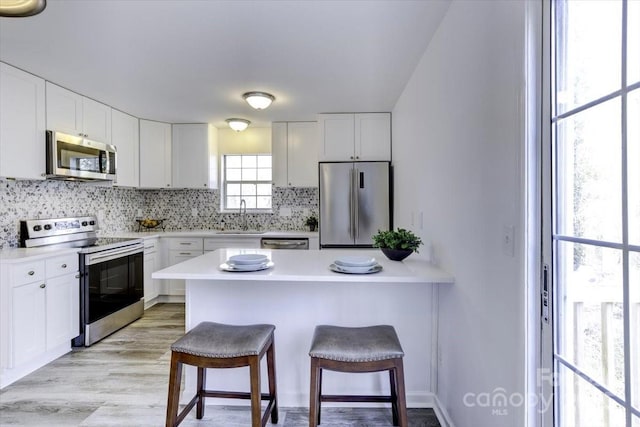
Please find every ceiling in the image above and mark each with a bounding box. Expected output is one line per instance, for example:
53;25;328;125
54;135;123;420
0;0;450;128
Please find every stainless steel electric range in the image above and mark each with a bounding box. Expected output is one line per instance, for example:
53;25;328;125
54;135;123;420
20;216;144;347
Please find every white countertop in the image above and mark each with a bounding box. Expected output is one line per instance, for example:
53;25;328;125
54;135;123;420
0;230;318;261
109;230;318;239
0;246;80;264
153;248;454;284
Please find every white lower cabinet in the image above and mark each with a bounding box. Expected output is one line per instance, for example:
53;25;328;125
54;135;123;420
143;238;160;308
45;273;79;351
0;252;79;389
11;280;46;364
162;238;203;298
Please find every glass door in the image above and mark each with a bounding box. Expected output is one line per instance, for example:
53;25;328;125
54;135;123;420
545;0;640;426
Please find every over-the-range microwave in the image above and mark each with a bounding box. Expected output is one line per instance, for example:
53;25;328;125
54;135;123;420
46;130;117;181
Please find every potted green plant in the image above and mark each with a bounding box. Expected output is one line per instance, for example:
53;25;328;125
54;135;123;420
372;228;423;261
305;215;318;232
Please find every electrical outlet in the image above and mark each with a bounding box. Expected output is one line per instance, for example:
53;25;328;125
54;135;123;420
136;208;143;218
502;225;515;257
279;207;292;217
191;208;198;217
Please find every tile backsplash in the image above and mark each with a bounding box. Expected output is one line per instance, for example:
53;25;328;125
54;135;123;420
0;180;318;249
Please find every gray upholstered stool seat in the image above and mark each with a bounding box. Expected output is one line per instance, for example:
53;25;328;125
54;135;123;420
308;324;408;427
309;325;404;362
166;322;278;427
171;322;275;358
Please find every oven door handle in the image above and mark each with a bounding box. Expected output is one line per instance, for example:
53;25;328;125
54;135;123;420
86;246;143;265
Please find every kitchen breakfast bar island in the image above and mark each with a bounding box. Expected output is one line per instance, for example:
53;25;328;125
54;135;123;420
153;248;454;409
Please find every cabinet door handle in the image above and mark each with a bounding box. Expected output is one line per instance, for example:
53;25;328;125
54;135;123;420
179;252;191;255
40;283;46;289
179;243;191;245
28;270;35;276
75;274;80;279
61;263;67;268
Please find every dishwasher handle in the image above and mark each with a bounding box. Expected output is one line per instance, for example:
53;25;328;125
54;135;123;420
260;238;309;249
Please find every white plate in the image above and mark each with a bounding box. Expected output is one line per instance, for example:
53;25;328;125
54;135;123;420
329;263;382;274
220;261;274;272
334;256;377;267
227;254;269;265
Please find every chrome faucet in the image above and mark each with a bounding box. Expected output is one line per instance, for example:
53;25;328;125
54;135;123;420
239;199;248;230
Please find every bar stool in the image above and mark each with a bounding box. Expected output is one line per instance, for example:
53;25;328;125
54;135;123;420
308;324;408;427
165;321;278;427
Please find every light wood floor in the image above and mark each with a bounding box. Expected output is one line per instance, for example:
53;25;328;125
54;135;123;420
0;303;441;426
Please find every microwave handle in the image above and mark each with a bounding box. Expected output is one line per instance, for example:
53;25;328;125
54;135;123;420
99;151;108;174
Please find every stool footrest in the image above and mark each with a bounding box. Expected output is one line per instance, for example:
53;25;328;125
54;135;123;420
321;395;393;403
175;395;200;426
202;390;274;401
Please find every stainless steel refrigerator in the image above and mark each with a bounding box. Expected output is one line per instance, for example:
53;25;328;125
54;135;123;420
319;161;391;248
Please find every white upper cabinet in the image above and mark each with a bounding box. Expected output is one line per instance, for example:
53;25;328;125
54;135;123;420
0;63;46;180
172;124;218;189
272;121;318;187
318;113;391;161
45;82;111;143
111;109;139;188
355;113;391;161
318;114;354;161
82;97;112;143
139;119;172;188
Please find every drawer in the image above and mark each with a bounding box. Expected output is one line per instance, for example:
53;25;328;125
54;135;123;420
168;238;203;251
11;261;45;287
45;254;79;278
144;238;158;254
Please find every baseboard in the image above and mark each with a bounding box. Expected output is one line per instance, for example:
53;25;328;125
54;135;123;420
156;295;185;304
0;342;69;389
431;394;456;427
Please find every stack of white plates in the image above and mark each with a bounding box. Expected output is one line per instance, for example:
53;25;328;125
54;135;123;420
330;255;382;274
220;254;274;272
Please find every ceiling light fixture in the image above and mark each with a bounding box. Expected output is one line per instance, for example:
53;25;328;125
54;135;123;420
0;0;46;17
242;92;275;110
226;118;251;132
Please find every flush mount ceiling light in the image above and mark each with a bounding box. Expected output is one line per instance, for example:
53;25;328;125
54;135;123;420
242;92;275;110
226;118;251;132
0;0;46;17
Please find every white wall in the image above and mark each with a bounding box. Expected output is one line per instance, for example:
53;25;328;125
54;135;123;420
392;1;528;426
217;127;271;155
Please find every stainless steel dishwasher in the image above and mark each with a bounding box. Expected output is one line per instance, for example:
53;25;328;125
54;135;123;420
260;237;309;250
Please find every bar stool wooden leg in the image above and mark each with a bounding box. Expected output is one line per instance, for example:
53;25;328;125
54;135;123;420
267;340;279;424
389;368;398;426
309;357;320;427
166;354;182;427
196;367;206;419
249;356;261;427
395;359;408;427
317;367;323;425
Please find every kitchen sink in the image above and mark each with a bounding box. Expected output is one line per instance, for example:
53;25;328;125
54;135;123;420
215;230;266;235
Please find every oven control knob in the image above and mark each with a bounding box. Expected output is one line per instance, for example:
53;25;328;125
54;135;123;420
33;225;42;232
82;221;88;226
89;220;95;226
44;224;52;230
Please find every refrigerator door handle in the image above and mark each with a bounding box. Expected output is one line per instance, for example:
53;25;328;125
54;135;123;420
349;167;354;240
353;167;359;240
